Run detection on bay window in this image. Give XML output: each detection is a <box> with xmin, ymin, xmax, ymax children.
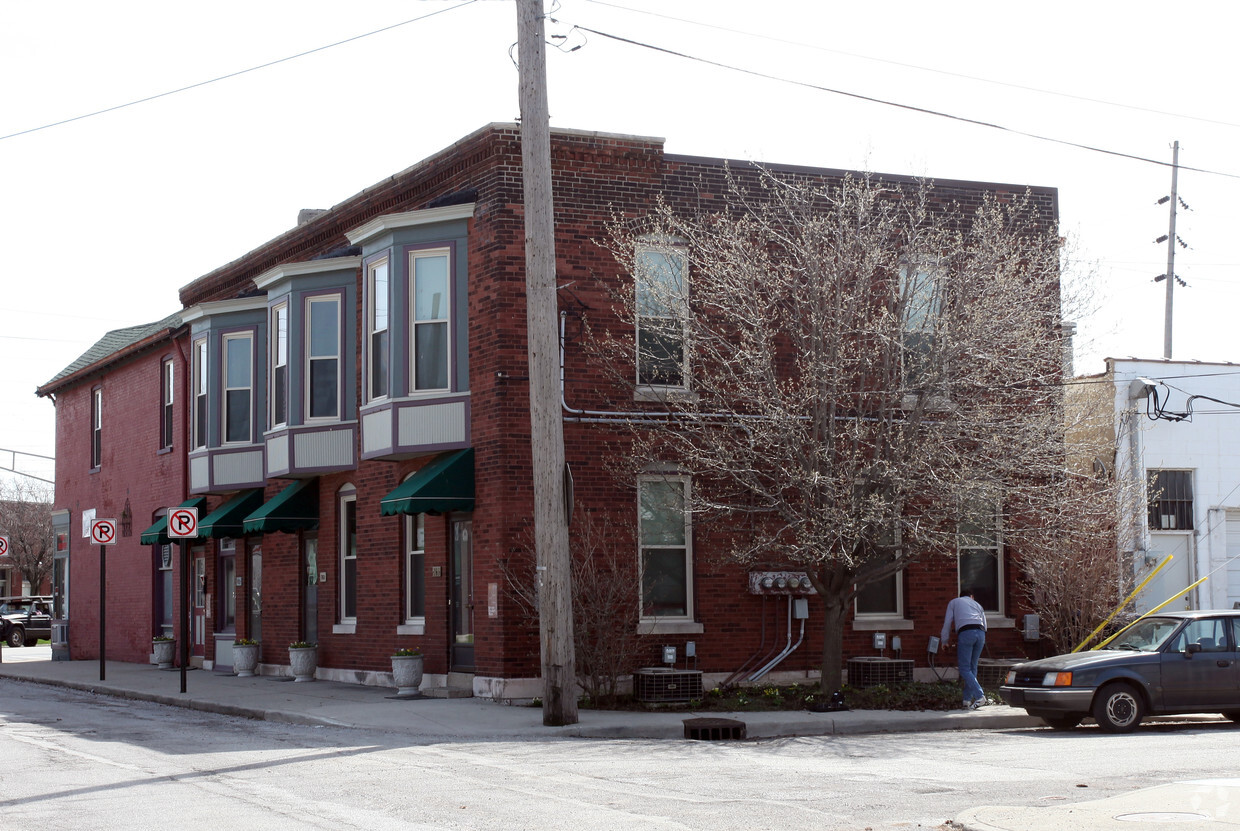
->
<box><xmin>223</xmin><ymin>333</ymin><xmax>253</xmax><ymax>444</ymax></box>
<box><xmin>411</xmin><ymin>249</ymin><xmax>450</xmax><ymax>391</ymax></box>
<box><xmin>307</xmin><ymin>295</ymin><xmax>340</xmax><ymax>420</ymax></box>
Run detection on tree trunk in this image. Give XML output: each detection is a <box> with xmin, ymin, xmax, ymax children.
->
<box><xmin>817</xmin><ymin>591</ymin><xmax>849</xmax><ymax>691</ymax></box>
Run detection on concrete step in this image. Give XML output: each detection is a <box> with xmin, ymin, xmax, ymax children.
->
<box><xmin>422</xmin><ymin>671</ymin><xmax>474</xmax><ymax>699</ymax></box>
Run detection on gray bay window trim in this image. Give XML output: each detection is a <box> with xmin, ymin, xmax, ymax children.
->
<box><xmin>352</xmin><ymin>205</ymin><xmax>472</xmax><ymax>461</ymax></box>
<box><xmin>182</xmin><ymin>297</ymin><xmax>268</xmax><ymax>494</ymax></box>
<box><xmin>255</xmin><ymin>257</ymin><xmax>360</xmax><ymax>479</ymax></box>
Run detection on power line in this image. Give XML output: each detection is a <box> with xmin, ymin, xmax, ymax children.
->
<box><xmin>0</xmin><ymin>1</ymin><xmax>479</xmax><ymax>143</ymax></box>
<box><xmin>582</xmin><ymin>0</ymin><xmax>1240</xmax><ymax>132</ymax></box>
<box><xmin>561</xmin><ymin>22</ymin><xmax>1240</xmax><ymax>182</ymax></box>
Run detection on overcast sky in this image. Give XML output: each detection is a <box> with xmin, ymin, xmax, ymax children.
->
<box><xmin>2</xmin><ymin>0</ymin><xmax>1237</xmax><ymax>489</ymax></box>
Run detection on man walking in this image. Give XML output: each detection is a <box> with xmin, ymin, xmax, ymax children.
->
<box><xmin>942</xmin><ymin>588</ymin><xmax>987</xmax><ymax>709</ymax></box>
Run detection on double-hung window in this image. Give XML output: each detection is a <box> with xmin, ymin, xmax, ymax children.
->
<box><xmin>411</xmin><ymin>249</ymin><xmax>450</xmax><ymax>392</ymax></box>
<box><xmin>367</xmin><ymin>259</ymin><xmax>390</xmax><ymax>401</ymax></box>
<box><xmin>223</xmin><ymin>333</ymin><xmax>253</xmax><ymax>444</ymax></box>
<box><xmin>899</xmin><ymin>263</ymin><xmax>941</xmax><ymax>389</ymax></box>
<box><xmin>638</xmin><ymin>476</ymin><xmax>692</xmax><ymax>619</ymax></box>
<box><xmin>192</xmin><ymin>338</ymin><xmax>208</xmax><ymax>449</ymax></box>
<box><xmin>406</xmin><ymin>513</ymin><xmax>425</xmax><ymax>623</ymax></box>
<box><xmin>339</xmin><ymin>486</ymin><xmax>357</xmax><ymax>623</ymax></box>
<box><xmin>958</xmin><ymin>500</ymin><xmax>1003</xmax><ymax>614</ymax></box>
<box><xmin>270</xmin><ymin>303</ymin><xmax>288</xmax><ymax>428</ymax></box>
<box><xmin>307</xmin><ymin>296</ymin><xmax>340</xmax><ymax>419</ymax></box>
<box><xmin>635</xmin><ymin>240</ymin><xmax>688</xmax><ymax>388</ymax></box>
<box><xmin>90</xmin><ymin>387</ymin><xmax>102</xmax><ymax>469</ymax></box>
<box><xmin>160</xmin><ymin>359</ymin><xmax>174</xmax><ymax>450</ymax></box>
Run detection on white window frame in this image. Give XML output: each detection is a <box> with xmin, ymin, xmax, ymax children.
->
<box><xmin>957</xmin><ymin>501</ymin><xmax>1005</xmax><ymax>616</ymax></box>
<box><xmin>634</xmin><ymin>239</ymin><xmax>689</xmax><ymax>391</ymax></box>
<box><xmin>367</xmin><ymin>257</ymin><xmax>390</xmax><ymax>402</ymax></box>
<box><xmin>305</xmin><ymin>294</ymin><xmax>341</xmax><ymax>421</ymax></box>
<box><xmin>90</xmin><ymin>387</ymin><xmax>102</xmax><ymax>469</ymax></box>
<box><xmin>854</xmin><ymin>567</ymin><xmax>905</xmax><ymax>620</ymax></box>
<box><xmin>898</xmin><ymin>262</ymin><xmax>942</xmax><ymax>389</ymax></box>
<box><xmin>222</xmin><ymin>332</ymin><xmax>254</xmax><ymax>445</ymax></box>
<box><xmin>638</xmin><ymin>475</ymin><xmax>694</xmax><ymax>624</ymax></box>
<box><xmin>338</xmin><ymin>486</ymin><xmax>357</xmax><ymax>625</ymax></box>
<box><xmin>270</xmin><ymin>302</ymin><xmax>288</xmax><ymax>429</ymax></box>
<box><xmin>404</xmin><ymin>513</ymin><xmax>425</xmax><ymax>627</ymax></box>
<box><xmin>409</xmin><ymin>248</ymin><xmax>452</xmax><ymax>394</ymax></box>
<box><xmin>160</xmin><ymin>359</ymin><xmax>174</xmax><ymax>450</ymax></box>
<box><xmin>192</xmin><ymin>337</ymin><xmax>208</xmax><ymax>449</ymax></box>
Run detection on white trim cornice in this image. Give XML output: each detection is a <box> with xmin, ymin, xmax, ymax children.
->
<box><xmin>181</xmin><ymin>296</ymin><xmax>269</xmax><ymax>323</ymax></box>
<box><xmin>346</xmin><ymin>204</ymin><xmax>476</xmax><ymax>246</ymax></box>
<box><xmin>254</xmin><ymin>256</ymin><xmax>362</xmax><ymax>291</ymax></box>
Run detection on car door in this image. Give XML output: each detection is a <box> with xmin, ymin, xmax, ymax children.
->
<box><xmin>1160</xmin><ymin>617</ymin><xmax>1240</xmax><ymax>710</ymax></box>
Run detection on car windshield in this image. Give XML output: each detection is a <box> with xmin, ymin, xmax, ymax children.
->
<box><xmin>1102</xmin><ymin>616</ymin><xmax>1183</xmax><ymax>651</ymax></box>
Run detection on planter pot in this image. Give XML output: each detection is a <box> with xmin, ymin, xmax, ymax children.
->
<box><xmin>288</xmin><ymin>646</ymin><xmax>318</xmax><ymax>682</ymax></box>
<box><xmin>233</xmin><ymin>643</ymin><xmax>260</xmax><ymax>677</ymax></box>
<box><xmin>152</xmin><ymin>639</ymin><xmax>175</xmax><ymax>669</ymax></box>
<box><xmin>391</xmin><ymin>654</ymin><xmax>424</xmax><ymax>696</ymax></box>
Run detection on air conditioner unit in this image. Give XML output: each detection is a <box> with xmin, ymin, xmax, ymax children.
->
<box><xmin>633</xmin><ymin>668</ymin><xmax>704</xmax><ymax>703</ymax></box>
<box><xmin>846</xmin><ymin>657</ymin><xmax>914</xmax><ymax>688</ymax></box>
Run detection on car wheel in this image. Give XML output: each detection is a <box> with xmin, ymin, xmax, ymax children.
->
<box><xmin>6</xmin><ymin>626</ymin><xmax>25</xmax><ymax>648</ymax></box>
<box><xmin>1042</xmin><ymin>715</ymin><xmax>1082</xmax><ymax>731</ymax></box>
<box><xmin>1092</xmin><ymin>683</ymin><xmax>1144</xmax><ymax>733</ymax></box>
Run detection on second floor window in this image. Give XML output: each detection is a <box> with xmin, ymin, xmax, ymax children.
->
<box><xmin>160</xmin><ymin>359</ymin><xmax>174</xmax><ymax>450</ymax></box>
<box><xmin>90</xmin><ymin>387</ymin><xmax>102</xmax><ymax>468</ymax></box>
<box><xmin>899</xmin><ymin>263</ymin><xmax>941</xmax><ymax>389</ymax></box>
<box><xmin>412</xmin><ymin>250</ymin><xmax>450</xmax><ymax>391</ymax></box>
<box><xmin>193</xmin><ymin>338</ymin><xmax>207</xmax><ymax>449</ymax></box>
<box><xmin>958</xmin><ymin>500</ymin><xmax>1003</xmax><ymax>614</ymax></box>
<box><xmin>368</xmin><ymin>259</ymin><xmax>390</xmax><ymax>400</ymax></box>
<box><xmin>635</xmin><ymin>241</ymin><xmax>687</xmax><ymax>388</ymax></box>
<box><xmin>307</xmin><ymin>296</ymin><xmax>340</xmax><ymax>419</ymax></box>
<box><xmin>1149</xmin><ymin>469</ymin><xmax>1194</xmax><ymax>530</ymax></box>
<box><xmin>271</xmin><ymin>303</ymin><xmax>288</xmax><ymax>428</ymax></box>
<box><xmin>223</xmin><ymin>333</ymin><xmax>253</xmax><ymax>443</ymax></box>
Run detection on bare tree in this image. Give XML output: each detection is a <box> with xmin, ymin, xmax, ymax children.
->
<box><xmin>591</xmin><ymin>170</ymin><xmax>1074</xmax><ymax>689</ymax></box>
<box><xmin>0</xmin><ymin>479</ymin><xmax>53</xmax><ymax>595</ymax></box>
<box><xmin>502</xmin><ymin>512</ymin><xmax>643</xmax><ymax>704</ymax></box>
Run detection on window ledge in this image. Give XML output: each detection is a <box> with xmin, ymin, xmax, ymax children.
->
<box><xmin>852</xmin><ymin>617</ymin><xmax>915</xmax><ymax>631</ymax></box>
<box><xmin>637</xmin><ymin>619</ymin><xmax>704</xmax><ymax>635</ymax></box>
<box><xmin>396</xmin><ymin>622</ymin><xmax>425</xmax><ymax>636</ymax></box>
<box><xmin>634</xmin><ymin>386</ymin><xmax>697</xmax><ymax>404</ymax></box>
<box><xmin>986</xmin><ymin>615</ymin><xmax>1016</xmax><ymax>629</ymax></box>
<box><xmin>332</xmin><ymin>623</ymin><xmax>357</xmax><ymax>635</ymax></box>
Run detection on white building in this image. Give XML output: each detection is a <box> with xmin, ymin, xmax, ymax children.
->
<box><xmin>1106</xmin><ymin>358</ymin><xmax>1240</xmax><ymax>613</ymax></box>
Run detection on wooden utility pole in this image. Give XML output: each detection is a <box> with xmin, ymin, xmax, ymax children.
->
<box><xmin>515</xmin><ymin>0</ymin><xmax>577</xmax><ymax>726</ymax></box>
<box><xmin>1163</xmin><ymin>140</ymin><xmax>1180</xmax><ymax>360</ymax></box>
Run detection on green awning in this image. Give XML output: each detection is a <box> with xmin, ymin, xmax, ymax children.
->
<box><xmin>380</xmin><ymin>448</ymin><xmax>475</xmax><ymax>516</ymax></box>
<box><xmin>198</xmin><ymin>489</ymin><xmax>265</xmax><ymax>539</ymax></box>
<box><xmin>139</xmin><ymin>497</ymin><xmax>208</xmax><ymax>545</ymax></box>
<box><xmin>242</xmin><ymin>479</ymin><xmax>320</xmax><ymax>535</ymax></box>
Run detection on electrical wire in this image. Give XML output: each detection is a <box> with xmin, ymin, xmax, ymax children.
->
<box><xmin>0</xmin><ymin>1</ymin><xmax>479</xmax><ymax>143</ymax></box>
<box><xmin>559</xmin><ymin>21</ymin><xmax>1240</xmax><ymax>181</ymax></box>
<box><xmin>581</xmin><ymin>0</ymin><xmax>1240</xmax><ymax>133</ymax></box>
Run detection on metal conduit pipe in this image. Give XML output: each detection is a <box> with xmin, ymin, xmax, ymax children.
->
<box><xmin>748</xmin><ymin>597</ymin><xmax>807</xmax><ymax>683</ymax></box>
<box><xmin>723</xmin><ymin>594</ymin><xmax>779</xmax><ymax>688</ymax></box>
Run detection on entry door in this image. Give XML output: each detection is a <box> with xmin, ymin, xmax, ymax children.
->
<box><xmin>302</xmin><ymin>536</ymin><xmax>318</xmax><ymax>645</ymax></box>
<box><xmin>451</xmin><ymin>519</ymin><xmax>475</xmax><ymax>671</ymax></box>
<box><xmin>192</xmin><ymin>550</ymin><xmax>206</xmax><ymax>657</ymax></box>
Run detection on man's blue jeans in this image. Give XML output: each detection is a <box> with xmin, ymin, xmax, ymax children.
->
<box><xmin>956</xmin><ymin>627</ymin><xmax>986</xmax><ymax>703</ymax></box>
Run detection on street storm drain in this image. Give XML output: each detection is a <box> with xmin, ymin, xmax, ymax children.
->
<box><xmin>683</xmin><ymin>717</ymin><xmax>746</xmax><ymax>741</ymax></box>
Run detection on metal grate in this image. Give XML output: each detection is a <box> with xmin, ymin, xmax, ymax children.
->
<box><xmin>633</xmin><ymin>668</ymin><xmax>704</xmax><ymax>703</ymax></box>
<box><xmin>846</xmin><ymin>657</ymin><xmax>914</xmax><ymax>688</ymax></box>
<box><xmin>684</xmin><ymin>717</ymin><xmax>746</xmax><ymax>740</ymax></box>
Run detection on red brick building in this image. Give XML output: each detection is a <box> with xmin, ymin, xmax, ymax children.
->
<box><xmin>37</xmin><ymin>125</ymin><xmax>1057</xmax><ymax>697</ymax></box>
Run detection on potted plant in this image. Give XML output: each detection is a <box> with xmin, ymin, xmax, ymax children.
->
<box><xmin>288</xmin><ymin>641</ymin><xmax>318</xmax><ymax>682</ymax></box>
<box><xmin>390</xmin><ymin>647</ymin><xmax>424</xmax><ymax>697</ymax></box>
<box><xmin>152</xmin><ymin>636</ymin><xmax>175</xmax><ymax>669</ymax></box>
<box><xmin>233</xmin><ymin>638</ymin><xmax>260</xmax><ymax>677</ymax></box>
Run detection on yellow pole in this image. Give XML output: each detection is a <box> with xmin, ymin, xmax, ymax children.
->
<box><xmin>1071</xmin><ymin>555</ymin><xmax>1174</xmax><ymax>653</ymax></box>
<box><xmin>1092</xmin><ymin>576</ymin><xmax>1208</xmax><ymax>650</ymax></box>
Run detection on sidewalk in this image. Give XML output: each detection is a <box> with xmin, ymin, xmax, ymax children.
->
<box><xmin>1</xmin><ymin>649</ymin><xmax>1236</xmax><ymax>829</ymax></box>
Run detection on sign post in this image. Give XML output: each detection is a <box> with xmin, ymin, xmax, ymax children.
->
<box><xmin>90</xmin><ymin>518</ymin><xmax>118</xmax><ymax>681</ymax></box>
<box><xmin>168</xmin><ymin>507</ymin><xmax>198</xmax><ymax>694</ymax></box>
<box><xmin>0</xmin><ymin>535</ymin><xmax>7</xmax><ymax>663</ymax></box>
